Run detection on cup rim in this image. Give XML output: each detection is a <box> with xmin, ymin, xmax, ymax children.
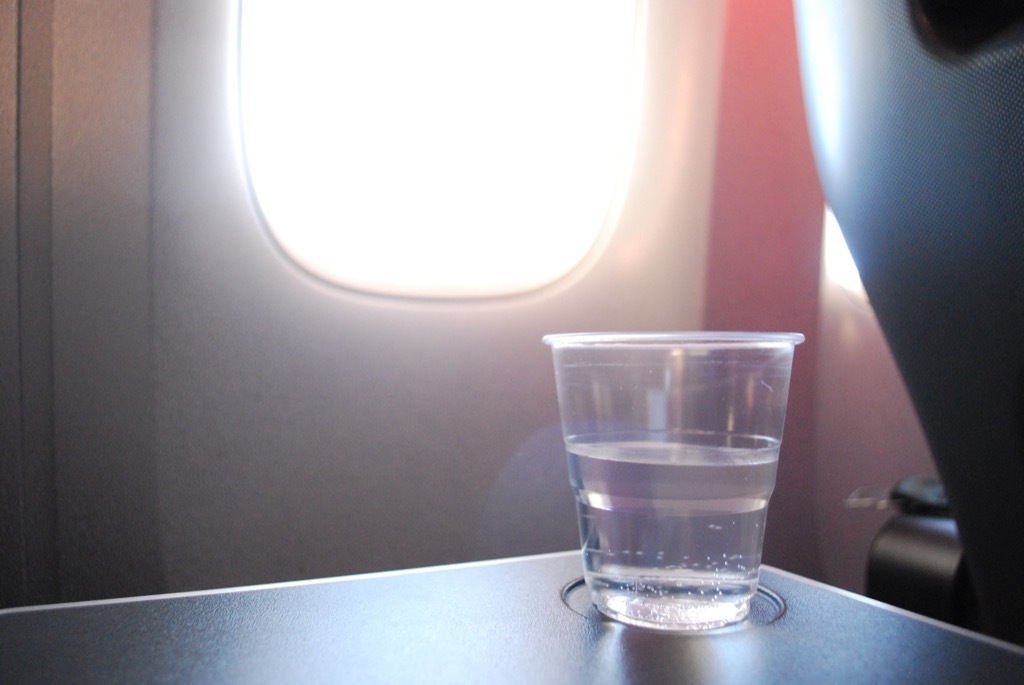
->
<box><xmin>542</xmin><ymin>331</ymin><xmax>805</xmax><ymax>348</ymax></box>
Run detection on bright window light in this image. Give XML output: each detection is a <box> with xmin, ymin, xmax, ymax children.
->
<box><xmin>240</xmin><ymin>1</ymin><xmax>645</xmax><ymax>298</ymax></box>
<box><xmin>823</xmin><ymin>206</ymin><xmax>867</xmax><ymax>298</ymax></box>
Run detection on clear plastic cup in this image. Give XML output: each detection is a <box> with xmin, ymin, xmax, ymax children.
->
<box><xmin>544</xmin><ymin>332</ymin><xmax>804</xmax><ymax>630</ymax></box>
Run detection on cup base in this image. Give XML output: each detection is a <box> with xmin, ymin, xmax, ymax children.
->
<box><xmin>593</xmin><ymin>587</ymin><xmax>751</xmax><ymax>631</ymax></box>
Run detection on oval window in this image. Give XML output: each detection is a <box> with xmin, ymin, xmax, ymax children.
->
<box><xmin>240</xmin><ymin>0</ymin><xmax>645</xmax><ymax>297</ymax></box>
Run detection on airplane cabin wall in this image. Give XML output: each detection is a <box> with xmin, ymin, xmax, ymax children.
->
<box><xmin>0</xmin><ymin>0</ymin><xmax>24</xmax><ymax>607</ymax></box>
<box><xmin>703</xmin><ymin>0</ymin><xmax>825</xmax><ymax>581</ymax></box>
<box><xmin>3</xmin><ymin>0</ymin><xmax>726</xmax><ymax>603</ymax></box>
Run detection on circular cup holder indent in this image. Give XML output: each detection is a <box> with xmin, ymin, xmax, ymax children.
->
<box><xmin>561</xmin><ymin>578</ymin><xmax>786</xmax><ymax>630</ymax></box>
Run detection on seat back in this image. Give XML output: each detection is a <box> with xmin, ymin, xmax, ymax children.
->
<box><xmin>795</xmin><ymin>0</ymin><xmax>1024</xmax><ymax>643</ymax></box>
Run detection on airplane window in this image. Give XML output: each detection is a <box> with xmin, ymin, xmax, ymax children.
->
<box><xmin>823</xmin><ymin>207</ymin><xmax>867</xmax><ymax>298</ymax></box>
<box><xmin>239</xmin><ymin>0</ymin><xmax>644</xmax><ymax>298</ymax></box>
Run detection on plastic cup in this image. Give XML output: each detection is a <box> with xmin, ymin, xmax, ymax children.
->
<box><xmin>543</xmin><ymin>332</ymin><xmax>804</xmax><ymax>631</ymax></box>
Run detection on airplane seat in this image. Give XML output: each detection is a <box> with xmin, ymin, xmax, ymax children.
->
<box><xmin>795</xmin><ymin>0</ymin><xmax>1024</xmax><ymax>644</ymax></box>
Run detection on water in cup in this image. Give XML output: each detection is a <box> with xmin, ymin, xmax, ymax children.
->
<box><xmin>544</xmin><ymin>331</ymin><xmax>802</xmax><ymax>631</ymax></box>
<box><xmin>568</xmin><ymin>434</ymin><xmax>779</xmax><ymax>630</ymax></box>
